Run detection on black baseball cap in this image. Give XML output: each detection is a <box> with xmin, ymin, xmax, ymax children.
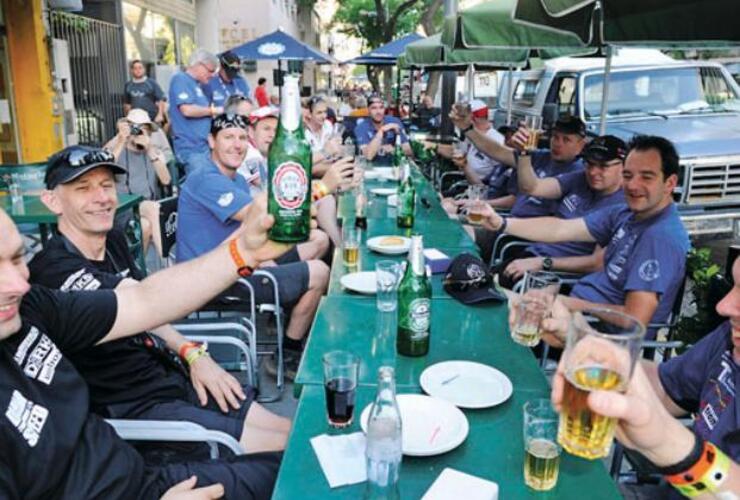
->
<box><xmin>553</xmin><ymin>115</ymin><xmax>586</xmax><ymax>137</ymax></box>
<box><xmin>367</xmin><ymin>94</ymin><xmax>385</xmax><ymax>107</ymax></box>
<box><xmin>219</xmin><ymin>51</ymin><xmax>241</xmax><ymax>70</ymax></box>
<box><xmin>443</xmin><ymin>253</ymin><xmax>507</xmax><ymax>305</ymax></box>
<box><xmin>582</xmin><ymin>135</ymin><xmax>627</xmax><ymax>163</ymax></box>
<box><xmin>45</xmin><ymin>145</ymin><xmax>126</xmax><ymax>189</ymax></box>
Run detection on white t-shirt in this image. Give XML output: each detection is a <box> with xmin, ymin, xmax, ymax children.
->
<box><xmin>304</xmin><ymin>120</ymin><xmax>334</xmax><ymax>153</ymax></box>
<box><xmin>237</xmin><ymin>144</ymin><xmax>266</xmax><ymax>197</ymax></box>
<box><xmin>455</xmin><ymin>126</ymin><xmax>505</xmax><ymax>179</ymax></box>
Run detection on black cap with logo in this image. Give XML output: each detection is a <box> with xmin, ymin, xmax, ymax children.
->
<box><xmin>582</xmin><ymin>135</ymin><xmax>627</xmax><ymax>163</ymax></box>
<box><xmin>219</xmin><ymin>51</ymin><xmax>241</xmax><ymax>78</ymax></box>
<box><xmin>45</xmin><ymin>145</ymin><xmax>126</xmax><ymax>189</ymax></box>
<box><xmin>443</xmin><ymin>253</ymin><xmax>507</xmax><ymax>305</ymax></box>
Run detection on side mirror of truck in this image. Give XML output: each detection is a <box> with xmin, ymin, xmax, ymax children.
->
<box><xmin>542</xmin><ymin>103</ymin><xmax>558</xmax><ymax>128</ymax></box>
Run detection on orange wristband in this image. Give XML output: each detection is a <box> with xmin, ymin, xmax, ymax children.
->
<box><xmin>229</xmin><ymin>238</ymin><xmax>254</xmax><ymax>278</ymax></box>
<box><xmin>178</xmin><ymin>341</ymin><xmax>200</xmax><ymax>360</ymax></box>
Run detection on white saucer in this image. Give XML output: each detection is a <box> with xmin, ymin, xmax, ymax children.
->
<box><xmin>339</xmin><ymin>271</ymin><xmax>376</xmax><ymax>294</ymax></box>
<box><xmin>360</xmin><ymin>394</ymin><xmax>469</xmax><ymax>456</ymax></box>
<box><xmin>371</xmin><ymin>188</ymin><xmax>397</xmax><ymax>196</ymax></box>
<box><xmin>367</xmin><ymin>235</ymin><xmax>410</xmax><ymax>255</ymax></box>
<box><xmin>420</xmin><ymin>361</ymin><xmax>513</xmax><ymax>409</ymax></box>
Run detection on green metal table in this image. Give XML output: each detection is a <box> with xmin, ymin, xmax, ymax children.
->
<box><xmin>294</xmin><ymin>296</ymin><xmax>548</xmax><ymax>391</ymax></box>
<box><xmin>273</xmin><ymin>385</ymin><xmax>621</xmax><ymax>499</ymax></box>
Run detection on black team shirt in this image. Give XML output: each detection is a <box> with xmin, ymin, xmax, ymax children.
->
<box><xmin>27</xmin><ymin>229</ymin><xmax>187</xmax><ymax>416</ymax></box>
<box><xmin>0</xmin><ymin>286</ymin><xmax>161</xmax><ymax>499</ymax></box>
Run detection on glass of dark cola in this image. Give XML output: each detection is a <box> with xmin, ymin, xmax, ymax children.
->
<box><xmin>322</xmin><ymin>350</ymin><xmax>360</xmax><ymax>428</ymax></box>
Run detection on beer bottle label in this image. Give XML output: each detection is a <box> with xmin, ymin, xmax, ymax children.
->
<box><xmin>272</xmin><ymin>161</ymin><xmax>308</xmax><ymax>210</ymax></box>
<box><xmin>408</xmin><ymin>298</ymin><xmax>430</xmax><ymax>338</ymax></box>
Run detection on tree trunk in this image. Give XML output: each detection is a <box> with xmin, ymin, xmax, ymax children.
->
<box><xmin>382</xmin><ymin>67</ymin><xmax>393</xmax><ymax>102</ymax></box>
<box><xmin>367</xmin><ymin>66</ymin><xmax>380</xmax><ymax>94</ymax></box>
<box><xmin>419</xmin><ymin>0</ymin><xmax>443</xmax><ymax>36</ymax></box>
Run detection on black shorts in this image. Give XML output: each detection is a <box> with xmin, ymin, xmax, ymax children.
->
<box><xmin>219</xmin><ymin>261</ymin><xmax>310</xmax><ymax>309</ymax></box>
<box><xmin>146</xmin><ymin>450</ymin><xmax>282</xmax><ymax>500</ymax></box>
<box><xmin>274</xmin><ymin>246</ymin><xmax>300</xmax><ymax>265</ymax></box>
<box><xmin>132</xmin><ymin>383</ymin><xmax>257</xmax><ymax>441</ymax></box>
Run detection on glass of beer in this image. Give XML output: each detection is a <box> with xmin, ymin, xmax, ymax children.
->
<box><xmin>323</xmin><ymin>350</ymin><xmax>360</xmax><ymax>428</ymax></box>
<box><xmin>465</xmin><ymin>185</ymin><xmax>485</xmax><ymax>225</ymax></box>
<box><xmin>342</xmin><ymin>225</ymin><xmax>360</xmax><ymax>267</ymax></box>
<box><xmin>524</xmin><ymin>115</ymin><xmax>543</xmax><ymax>151</ymax></box>
<box><xmin>511</xmin><ymin>271</ymin><xmax>561</xmax><ymax>346</ymax></box>
<box><xmin>523</xmin><ymin>399</ymin><xmax>561</xmax><ymax>491</ymax></box>
<box><xmin>558</xmin><ymin>309</ymin><xmax>645</xmax><ymax>459</ymax></box>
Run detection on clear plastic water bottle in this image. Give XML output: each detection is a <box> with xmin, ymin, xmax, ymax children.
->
<box><xmin>365</xmin><ymin>366</ymin><xmax>402</xmax><ymax>500</ymax></box>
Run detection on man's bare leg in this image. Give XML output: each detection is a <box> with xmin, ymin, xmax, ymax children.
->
<box><xmin>315</xmin><ymin>196</ymin><xmax>342</xmax><ymax>247</ymax></box>
<box><xmin>285</xmin><ymin>259</ymin><xmax>329</xmax><ymax>341</ymax></box>
<box><xmin>296</xmin><ymin>229</ymin><xmax>330</xmax><ymax>261</ymax></box>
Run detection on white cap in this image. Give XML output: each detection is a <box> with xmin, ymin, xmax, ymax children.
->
<box><xmin>248</xmin><ymin>106</ymin><xmax>279</xmax><ymax>124</ymax></box>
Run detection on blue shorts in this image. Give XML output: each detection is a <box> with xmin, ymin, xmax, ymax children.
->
<box><xmin>144</xmin><ymin>451</ymin><xmax>282</xmax><ymax>500</ymax></box>
<box><xmin>131</xmin><ymin>383</ymin><xmax>257</xmax><ymax>441</ymax></box>
<box><xmin>218</xmin><ymin>261</ymin><xmax>310</xmax><ymax>309</ymax></box>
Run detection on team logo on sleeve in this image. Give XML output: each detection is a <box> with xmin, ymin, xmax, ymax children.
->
<box><xmin>60</xmin><ymin>268</ymin><xmax>101</xmax><ymax>291</ymax></box>
<box><xmin>5</xmin><ymin>390</ymin><xmax>49</xmax><ymax>447</ymax></box>
<box><xmin>218</xmin><ymin>192</ymin><xmax>235</xmax><ymax>207</ymax></box>
<box><xmin>638</xmin><ymin>259</ymin><xmax>660</xmax><ymax>282</ymax></box>
<box><xmin>178</xmin><ymin>92</ymin><xmax>189</xmax><ymax>100</ymax></box>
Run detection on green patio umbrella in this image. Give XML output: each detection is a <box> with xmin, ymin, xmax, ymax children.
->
<box><xmin>512</xmin><ymin>0</ymin><xmax>740</xmax><ymax>49</ymax></box>
<box><xmin>441</xmin><ymin>0</ymin><xmax>593</xmax><ymax>58</ymax></box>
<box><xmin>404</xmin><ymin>34</ymin><xmax>529</xmax><ymax>68</ymax></box>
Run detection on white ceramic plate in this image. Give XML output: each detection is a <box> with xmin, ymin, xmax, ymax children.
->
<box><xmin>373</xmin><ymin>167</ymin><xmax>394</xmax><ymax>178</ymax></box>
<box><xmin>364</xmin><ymin>170</ymin><xmax>381</xmax><ymax>180</ymax></box>
<box><xmin>339</xmin><ymin>271</ymin><xmax>376</xmax><ymax>294</ymax></box>
<box><xmin>371</xmin><ymin>187</ymin><xmax>397</xmax><ymax>196</ymax></box>
<box><xmin>420</xmin><ymin>361</ymin><xmax>513</xmax><ymax>409</ymax></box>
<box><xmin>360</xmin><ymin>394</ymin><xmax>469</xmax><ymax>456</ymax></box>
<box><xmin>387</xmin><ymin>194</ymin><xmax>398</xmax><ymax>207</ymax></box>
<box><xmin>367</xmin><ymin>235</ymin><xmax>410</xmax><ymax>255</ymax></box>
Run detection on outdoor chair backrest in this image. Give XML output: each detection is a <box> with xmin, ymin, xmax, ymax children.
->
<box><xmin>158</xmin><ymin>195</ymin><xmax>178</xmax><ymax>260</ymax></box>
<box><xmin>0</xmin><ymin>162</ymin><xmax>47</xmax><ymax>195</ymax></box>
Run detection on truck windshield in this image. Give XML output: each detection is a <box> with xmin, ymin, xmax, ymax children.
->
<box><xmin>583</xmin><ymin>66</ymin><xmax>740</xmax><ymax>120</ymax></box>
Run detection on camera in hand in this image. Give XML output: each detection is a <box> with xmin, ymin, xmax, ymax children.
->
<box><xmin>130</xmin><ymin>123</ymin><xmax>144</xmax><ymax>136</ymax></box>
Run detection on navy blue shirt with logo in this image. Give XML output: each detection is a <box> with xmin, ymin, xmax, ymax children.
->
<box><xmin>204</xmin><ymin>74</ymin><xmax>251</xmax><ymax>108</ymax></box>
<box><xmin>124</xmin><ymin>78</ymin><xmax>165</xmax><ymax>121</ymax></box>
<box><xmin>572</xmin><ymin>204</ymin><xmax>690</xmax><ymax>338</ymax></box>
<box><xmin>509</xmin><ymin>150</ymin><xmax>583</xmax><ymax>218</ymax></box>
<box><xmin>659</xmin><ymin>322</ymin><xmax>739</xmax><ymax>461</ymax></box>
<box><xmin>354</xmin><ymin>116</ymin><xmax>408</xmax><ymax>166</ymax></box>
<box><xmin>177</xmin><ymin>158</ymin><xmax>253</xmax><ymax>262</ymax></box>
<box><xmin>529</xmin><ymin>171</ymin><xmax>626</xmax><ymax>257</ymax></box>
<box><xmin>482</xmin><ymin>164</ymin><xmax>516</xmax><ymax>200</ymax></box>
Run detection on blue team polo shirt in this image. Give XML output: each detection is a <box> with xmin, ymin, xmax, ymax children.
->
<box><xmin>482</xmin><ymin>164</ymin><xmax>516</xmax><ymax>200</ymax></box>
<box><xmin>659</xmin><ymin>322</ymin><xmax>739</xmax><ymax>462</ymax></box>
<box><xmin>571</xmin><ymin>203</ymin><xmax>690</xmax><ymax>338</ymax></box>
<box><xmin>354</xmin><ymin>116</ymin><xmax>408</xmax><ymax>166</ymax></box>
<box><xmin>176</xmin><ymin>158</ymin><xmax>252</xmax><ymax>262</ymax></box>
<box><xmin>509</xmin><ymin>150</ymin><xmax>583</xmax><ymax>218</ymax></box>
<box><xmin>529</xmin><ymin>171</ymin><xmax>626</xmax><ymax>257</ymax></box>
<box><xmin>168</xmin><ymin>71</ymin><xmax>211</xmax><ymax>163</ymax></box>
<box><xmin>204</xmin><ymin>74</ymin><xmax>251</xmax><ymax>108</ymax></box>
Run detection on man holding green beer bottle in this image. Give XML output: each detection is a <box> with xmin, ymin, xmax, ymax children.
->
<box><xmin>177</xmin><ymin>113</ymin><xmax>330</xmax><ymax>378</ymax></box>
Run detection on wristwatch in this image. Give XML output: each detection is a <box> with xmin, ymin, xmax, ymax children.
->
<box><xmin>542</xmin><ymin>257</ymin><xmax>553</xmax><ymax>271</ymax></box>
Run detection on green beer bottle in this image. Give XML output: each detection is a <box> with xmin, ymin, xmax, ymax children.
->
<box><xmin>267</xmin><ymin>74</ymin><xmax>312</xmax><ymax>242</ymax></box>
<box><xmin>396</xmin><ymin>162</ymin><xmax>415</xmax><ymax>228</ymax></box>
<box><xmin>397</xmin><ymin>235</ymin><xmax>432</xmax><ymax>357</ymax></box>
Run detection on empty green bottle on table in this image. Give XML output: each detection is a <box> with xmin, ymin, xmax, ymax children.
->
<box><xmin>397</xmin><ymin>235</ymin><xmax>431</xmax><ymax>357</ymax></box>
<box><xmin>396</xmin><ymin>163</ymin><xmax>415</xmax><ymax>228</ymax></box>
<box><xmin>267</xmin><ymin>74</ymin><xmax>312</xmax><ymax>242</ymax></box>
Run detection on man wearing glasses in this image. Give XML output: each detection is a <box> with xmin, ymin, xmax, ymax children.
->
<box><xmin>168</xmin><ymin>49</ymin><xmax>223</xmax><ymax>174</ymax></box>
<box><xmin>498</xmin><ymin>135</ymin><xmax>627</xmax><ymax>287</ymax></box>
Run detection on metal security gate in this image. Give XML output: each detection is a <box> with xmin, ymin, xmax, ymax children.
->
<box><xmin>49</xmin><ymin>11</ymin><xmax>126</xmax><ymax>147</ymax></box>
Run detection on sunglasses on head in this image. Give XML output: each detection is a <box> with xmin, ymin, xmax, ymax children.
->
<box><xmin>66</xmin><ymin>149</ymin><xmax>116</xmax><ymax>168</ymax></box>
<box><xmin>443</xmin><ymin>272</ymin><xmax>493</xmax><ymax>292</ymax></box>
